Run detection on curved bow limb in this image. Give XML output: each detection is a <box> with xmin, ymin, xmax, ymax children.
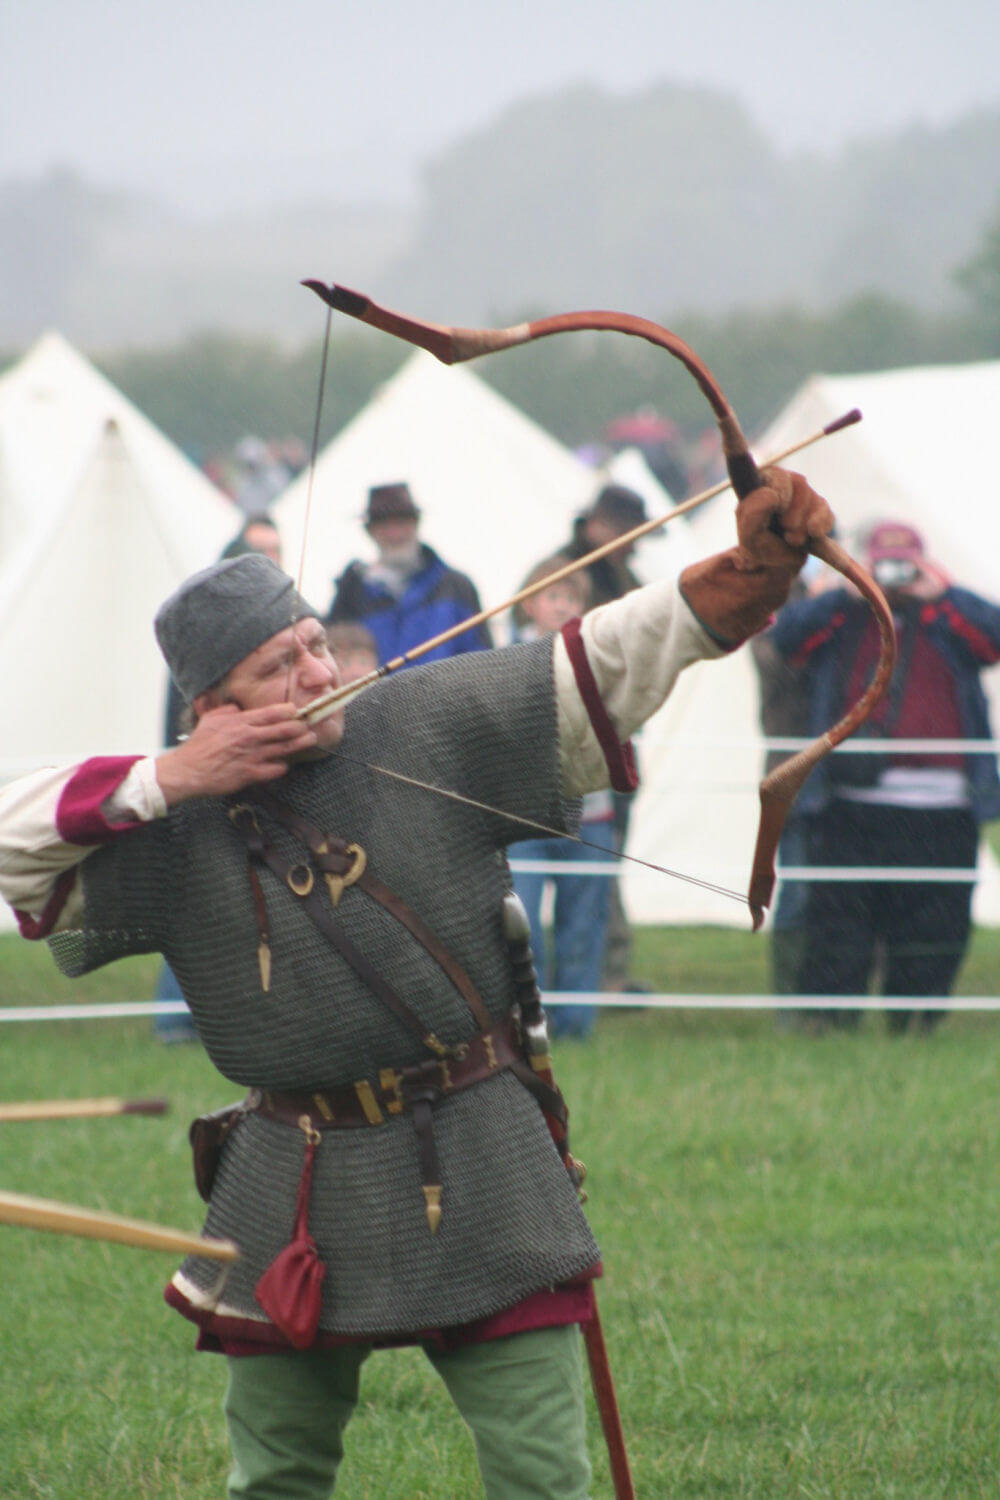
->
<box><xmin>747</xmin><ymin>534</ymin><xmax>897</xmax><ymax>930</ymax></box>
<box><xmin>301</xmin><ymin>281</ymin><xmax>897</xmax><ymax>929</ymax></box>
<box><xmin>302</xmin><ymin>280</ymin><xmax>761</xmax><ymax>491</ymax></box>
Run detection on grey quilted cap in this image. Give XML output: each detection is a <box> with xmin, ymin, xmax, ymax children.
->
<box><xmin>155</xmin><ymin>553</ymin><xmax>317</xmax><ymax>701</ymax></box>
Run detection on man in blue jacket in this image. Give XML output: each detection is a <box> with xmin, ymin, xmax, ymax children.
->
<box><xmin>768</xmin><ymin>521</ymin><xmax>1000</xmax><ymax>1032</ymax></box>
<box><xmin>326</xmin><ymin>483</ymin><xmax>492</xmax><ymax>664</ymax></box>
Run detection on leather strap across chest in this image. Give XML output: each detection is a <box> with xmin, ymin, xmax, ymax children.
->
<box><xmin>226</xmin><ymin>791</ymin><xmax>568</xmax><ymax>1235</ymax></box>
<box><xmin>243</xmin><ymin>788</ymin><xmax>495</xmax><ymax>1037</ymax></box>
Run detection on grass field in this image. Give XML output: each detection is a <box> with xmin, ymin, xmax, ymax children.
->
<box><xmin>1</xmin><ymin>928</ymin><xmax>998</xmax><ymax>1498</ymax></box>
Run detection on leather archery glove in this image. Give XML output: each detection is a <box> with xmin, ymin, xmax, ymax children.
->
<box><xmin>734</xmin><ymin>468</ymin><xmax>833</xmax><ymax>574</ymax></box>
<box><xmin>679</xmin><ymin>468</ymin><xmax>834</xmax><ymax>647</ymax></box>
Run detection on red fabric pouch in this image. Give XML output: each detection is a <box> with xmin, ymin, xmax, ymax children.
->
<box><xmin>255</xmin><ymin>1126</ymin><xmax>326</xmax><ymax>1349</ymax></box>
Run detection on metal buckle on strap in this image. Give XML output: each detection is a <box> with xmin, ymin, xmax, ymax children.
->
<box><xmin>229</xmin><ymin>803</ymin><xmax>262</xmax><ymax>835</ymax></box>
<box><xmin>423</xmin><ymin>1032</ymin><xmax>469</xmax><ymax>1061</ymax></box>
<box><xmin>287</xmin><ymin>863</ymin><xmax>315</xmax><ymax>897</ymax></box>
<box><xmin>378</xmin><ymin>1068</ymin><xmax>405</xmax><ymax>1114</ymax></box>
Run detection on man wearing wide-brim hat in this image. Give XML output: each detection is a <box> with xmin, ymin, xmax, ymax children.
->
<box><xmin>326</xmin><ymin>480</ymin><xmax>493</xmax><ymax>666</ymax></box>
<box><xmin>0</xmin><ymin>471</ymin><xmax>832</xmax><ymax>1498</ymax></box>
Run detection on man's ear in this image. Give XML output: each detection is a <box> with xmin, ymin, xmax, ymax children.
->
<box><xmin>191</xmin><ymin>688</ymin><xmax>222</xmax><ymax>722</ymax></box>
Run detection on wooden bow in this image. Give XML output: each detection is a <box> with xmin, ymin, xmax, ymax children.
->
<box><xmin>300</xmin><ymin>281</ymin><xmax>897</xmax><ymax>928</ymax></box>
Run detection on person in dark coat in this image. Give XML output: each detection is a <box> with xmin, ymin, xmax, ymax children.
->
<box><xmin>327</xmin><ymin>483</ymin><xmax>491</xmax><ymax>665</ymax></box>
<box><xmin>768</xmin><ymin>521</ymin><xmax>1000</xmax><ymax>1033</ymax></box>
<box><xmin>554</xmin><ymin>483</ymin><xmax>648</xmax><ymax>610</ymax></box>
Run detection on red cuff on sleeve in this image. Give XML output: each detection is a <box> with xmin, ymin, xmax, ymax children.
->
<box><xmin>561</xmin><ymin>617</ymin><xmax>639</xmax><ymax>793</ymax></box>
<box><xmin>55</xmin><ymin>756</ymin><xmax>146</xmax><ymax>844</ymax></box>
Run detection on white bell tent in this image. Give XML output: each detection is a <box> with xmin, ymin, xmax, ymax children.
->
<box><xmin>0</xmin><ymin>332</ymin><xmax>238</xmax><ymax>769</ymax></box>
<box><xmin>273</xmin><ymin>351</ymin><xmax>609</xmax><ymax>629</ymax></box>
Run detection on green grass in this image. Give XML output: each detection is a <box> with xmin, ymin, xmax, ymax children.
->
<box><xmin>1</xmin><ymin>931</ymin><xmax>998</xmax><ymax>1497</ymax></box>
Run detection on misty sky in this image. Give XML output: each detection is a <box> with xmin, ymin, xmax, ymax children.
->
<box><xmin>3</xmin><ymin>0</ymin><xmax>999</xmax><ymax>213</ymax></box>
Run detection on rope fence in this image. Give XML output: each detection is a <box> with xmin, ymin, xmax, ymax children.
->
<box><xmin>510</xmin><ymin>861</ymin><xmax>998</xmax><ymax>883</ymax></box>
<box><xmin>2</xmin><ymin>994</ymin><xmax>998</xmax><ymax>1024</ymax></box>
<box><xmin>2</xmin><ymin>736</ymin><xmax>998</xmax><ymax>1020</ymax></box>
<box><xmin>2</xmin><ymin>737</ymin><xmax>998</xmax><ymax>783</ymax></box>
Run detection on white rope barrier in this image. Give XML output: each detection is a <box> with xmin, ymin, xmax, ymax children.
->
<box><xmin>641</xmin><ymin>737</ymin><xmax>1000</xmax><ymax>755</ymax></box>
<box><xmin>2</xmin><ymin>738</ymin><xmax>997</xmax><ymax>788</ymax></box>
<box><xmin>509</xmin><ymin>860</ymin><xmax>996</xmax><ymax>883</ymax></box>
<box><xmin>0</xmin><ymin>1001</ymin><xmax>187</xmax><ymax>1023</ymax></box>
<box><xmin>1</xmin><ymin>994</ymin><xmax>998</xmax><ymax>1023</ymax></box>
<box><xmin>580</xmin><ymin>994</ymin><xmax>1000</xmax><ymax>1011</ymax></box>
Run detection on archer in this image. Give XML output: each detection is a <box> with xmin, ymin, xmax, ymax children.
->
<box><xmin>0</xmin><ymin>472</ymin><xmax>830</xmax><ymax>1499</ymax></box>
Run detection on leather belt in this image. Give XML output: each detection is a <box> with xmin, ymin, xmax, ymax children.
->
<box><xmin>252</xmin><ymin>1015</ymin><xmax>522</xmax><ymax>1133</ymax></box>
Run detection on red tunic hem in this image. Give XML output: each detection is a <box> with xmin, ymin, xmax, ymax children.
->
<box><xmin>165</xmin><ymin>1266</ymin><xmax>601</xmax><ymax>1357</ymax></box>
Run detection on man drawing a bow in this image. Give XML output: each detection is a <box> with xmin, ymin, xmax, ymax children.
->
<box><xmin>0</xmin><ymin>469</ymin><xmax>831</xmax><ymax>1499</ymax></box>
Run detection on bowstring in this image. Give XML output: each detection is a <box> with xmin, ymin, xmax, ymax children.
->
<box><xmin>329</xmin><ymin>744</ymin><xmax>747</xmax><ymax>906</ymax></box>
<box><xmin>284</xmin><ymin>301</ymin><xmax>333</xmax><ymax>699</ymax></box>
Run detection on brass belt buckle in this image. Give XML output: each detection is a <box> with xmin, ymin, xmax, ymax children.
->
<box><xmin>378</xmin><ymin>1067</ymin><xmax>405</xmax><ymax>1115</ymax></box>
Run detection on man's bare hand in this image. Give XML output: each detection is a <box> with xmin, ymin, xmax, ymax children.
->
<box><xmin>155</xmin><ymin>704</ymin><xmax>319</xmax><ymax>805</ymax></box>
<box><xmin>734</xmin><ymin>468</ymin><xmax>835</xmax><ymax>574</ymax></box>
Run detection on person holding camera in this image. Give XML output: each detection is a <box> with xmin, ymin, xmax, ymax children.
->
<box><xmin>767</xmin><ymin>522</ymin><xmax>1000</xmax><ymax>1033</ymax></box>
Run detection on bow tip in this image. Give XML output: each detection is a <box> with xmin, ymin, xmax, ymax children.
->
<box><xmin>747</xmin><ymin>870</ymin><xmax>773</xmax><ymax>932</ymax></box>
<box><xmin>301</xmin><ymin>280</ymin><xmax>371</xmax><ymax>318</ymax></box>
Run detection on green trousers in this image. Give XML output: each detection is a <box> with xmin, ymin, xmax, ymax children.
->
<box><xmin>224</xmin><ymin>1324</ymin><xmax>593</xmax><ymax>1499</ymax></box>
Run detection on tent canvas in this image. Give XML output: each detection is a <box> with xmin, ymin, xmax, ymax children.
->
<box><xmin>274</xmin><ymin>350</ymin><xmax>610</xmax><ymax>629</ymax></box>
<box><xmin>0</xmin><ymin>333</ymin><xmax>238</xmax><ymax>770</ymax></box>
<box><xmin>752</xmin><ymin>361</ymin><xmax>1000</xmax><ymax>600</ymax></box>
<box><xmin>0</xmin><ymin>332</ymin><xmax>235</xmax><ymax>570</ymax></box>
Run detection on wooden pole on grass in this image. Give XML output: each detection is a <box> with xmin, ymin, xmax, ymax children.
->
<box><xmin>0</xmin><ymin>1188</ymin><xmax>239</xmax><ymax>1261</ymax></box>
<box><xmin>0</xmin><ymin>1096</ymin><xmax>169</xmax><ymax>1123</ymax></box>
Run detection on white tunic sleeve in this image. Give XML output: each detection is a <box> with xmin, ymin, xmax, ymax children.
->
<box><xmin>553</xmin><ymin>578</ymin><xmax>729</xmax><ymax>797</ymax></box>
<box><xmin>0</xmin><ymin>757</ymin><xmax>165</xmax><ymax>930</ymax></box>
